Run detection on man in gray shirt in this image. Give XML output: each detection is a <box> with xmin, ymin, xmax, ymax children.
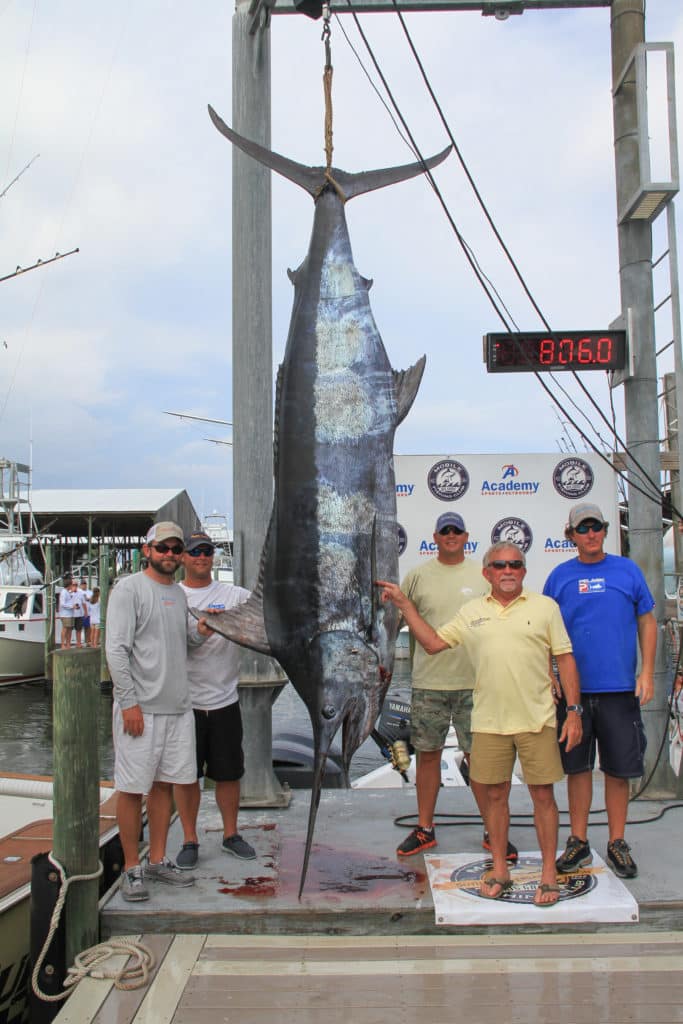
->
<box><xmin>106</xmin><ymin>521</ymin><xmax>212</xmax><ymax>902</ymax></box>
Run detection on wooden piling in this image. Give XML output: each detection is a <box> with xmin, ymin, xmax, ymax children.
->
<box><xmin>52</xmin><ymin>647</ymin><xmax>101</xmax><ymax>967</ymax></box>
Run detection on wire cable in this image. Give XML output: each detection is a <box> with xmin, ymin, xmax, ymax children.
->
<box><xmin>389</xmin><ymin>1</ymin><xmax>669</xmax><ymax>512</ymax></box>
<box><xmin>342</xmin><ymin>4</ymin><xmax>670</xmax><ymax>513</ymax></box>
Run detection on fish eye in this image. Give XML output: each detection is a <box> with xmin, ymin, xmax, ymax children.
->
<box><xmin>322</xmin><ymin>705</ymin><xmax>336</xmax><ymax>720</ymax></box>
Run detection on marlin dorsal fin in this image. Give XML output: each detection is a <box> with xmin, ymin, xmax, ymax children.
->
<box><xmin>393</xmin><ymin>355</ymin><xmax>426</xmax><ymax>425</ymax></box>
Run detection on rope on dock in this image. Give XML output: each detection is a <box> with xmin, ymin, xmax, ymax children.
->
<box><xmin>31</xmin><ymin>851</ymin><xmax>154</xmax><ymax>1003</ymax></box>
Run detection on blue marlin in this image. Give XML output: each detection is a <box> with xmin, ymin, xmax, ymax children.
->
<box><xmin>202</xmin><ymin>106</ymin><xmax>450</xmax><ymax>893</ymax></box>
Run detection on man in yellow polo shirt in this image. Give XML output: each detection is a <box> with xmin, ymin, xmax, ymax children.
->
<box><xmin>377</xmin><ymin>542</ymin><xmax>582</xmax><ymax>907</ymax></box>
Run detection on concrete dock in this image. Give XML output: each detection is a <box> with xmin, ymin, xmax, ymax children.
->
<box><xmin>100</xmin><ymin>778</ymin><xmax>683</xmax><ymax>937</ymax></box>
<box><xmin>49</xmin><ymin>778</ymin><xmax>683</xmax><ymax>1024</ymax></box>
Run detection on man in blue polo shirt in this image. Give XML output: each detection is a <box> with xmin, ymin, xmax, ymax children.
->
<box><xmin>543</xmin><ymin>503</ymin><xmax>656</xmax><ymax>879</ymax></box>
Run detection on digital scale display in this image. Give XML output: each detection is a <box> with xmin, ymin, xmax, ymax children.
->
<box><xmin>485</xmin><ymin>331</ymin><xmax>627</xmax><ymax>373</ymax></box>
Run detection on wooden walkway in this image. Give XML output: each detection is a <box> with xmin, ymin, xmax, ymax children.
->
<box><xmin>54</xmin><ymin>931</ymin><xmax>683</xmax><ymax>1023</ymax></box>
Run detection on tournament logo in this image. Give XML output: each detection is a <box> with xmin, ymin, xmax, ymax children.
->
<box><xmin>427</xmin><ymin>459</ymin><xmax>469</xmax><ymax>501</ymax></box>
<box><xmin>449</xmin><ymin>855</ymin><xmax>597</xmax><ymax>904</ymax></box>
<box><xmin>491</xmin><ymin>516</ymin><xmax>533</xmax><ymax>553</ymax></box>
<box><xmin>552</xmin><ymin>457</ymin><xmax>594</xmax><ymax>499</ymax></box>
<box><xmin>397</xmin><ymin>523</ymin><xmax>407</xmax><ymax>556</ymax></box>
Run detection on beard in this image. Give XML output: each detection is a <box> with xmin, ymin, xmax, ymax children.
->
<box><xmin>147</xmin><ymin>549</ymin><xmax>180</xmax><ymax>577</ymax></box>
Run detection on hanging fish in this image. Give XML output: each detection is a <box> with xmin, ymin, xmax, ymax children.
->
<box><xmin>199</xmin><ymin>105</ymin><xmax>450</xmax><ymax>894</ymax></box>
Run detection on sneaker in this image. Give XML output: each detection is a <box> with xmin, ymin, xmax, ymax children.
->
<box><xmin>222</xmin><ymin>834</ymin><xmax>256</xmax><ymax>860</ymax></box>
<box><xmin>146</xmin><ymin>856</ymin><xmax>195</xmax><ymax>886</ymax></box>
<box><xmin>556</xmin><ymin>834</ymin><xmax>592</xmax><ymax>874</ymax></box>
<box><xmin>120</xmin><ymin>865</ymin><xmax>149</xmax><ymax>902</ymax></box>
<box><xmin>176</xmin><ymin>841</ymin><xmax>199</xmax><ymax>870</ymax></box>
<box><xmin>482</xmin><ymin>831</ymin><xmax>518</xmax><ymax>863</ymax></box>
<box><xmin>396</xmin><ymin>826</ymin><xmax>437</xmax><ymax>857</ymax></box>
<box><xmin>607</xmin><ymin>838</ymin><xmax>638</xmax><ymax>879</ymax></box>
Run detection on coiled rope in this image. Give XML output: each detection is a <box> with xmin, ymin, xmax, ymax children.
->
<box><xmin>31</xmin><ymin>852</ymin><xmax>154</xmax><ymax>1003</ymax></box>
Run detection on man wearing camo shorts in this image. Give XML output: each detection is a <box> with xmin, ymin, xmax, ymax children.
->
<box><xmin>395</xmin><ymin>512</ymin><xmax>515</xmax><ymax>860</ymax></box>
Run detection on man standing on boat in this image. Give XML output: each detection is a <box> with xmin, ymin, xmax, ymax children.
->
<box><xmin>173</xmin><ymin>530</ymin><xmax>256</xmax><ymax>868</ymax></box>
<box><xmin>377</xmin><ymin>543</ymin><xmax>582</xmax><ymax>906</ymax></box>
<box><xmin>106</xmin><ymin>522</ymin><xmax>214</xmax><ymax>902</ymax></box>
<box><xmin>543</xmin><ymin>503</ymin><xmax>656</xmax><ymax>880</ymax></box>
<box><xmin>395</xmin><ymin>512</ymin><xmax>509</xmax><ymax>861</ymax></box>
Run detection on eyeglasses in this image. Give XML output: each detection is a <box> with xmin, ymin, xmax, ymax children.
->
<box><xmin>487</xmin><ymin>559</ymin><xmax>525</xmax><ymax>570</ymax></box>
<box><xmin>151</xmin><ymin>542</ymin><xmax>184</xmax><ymax>555</ymax></box>
<box><xmin>574</xmin><ymin>521</ymin><xmax>605</xmax><ymax>535</ymax></box>
<box><xmin>187</xmin><ymin>546</ymin><xmax>215</xmax><ymax>558</ymax></box>
<box><xmin>439</xmin><ymin>526</ymin><xmax>465</xmax><ymax>536</ymax></box>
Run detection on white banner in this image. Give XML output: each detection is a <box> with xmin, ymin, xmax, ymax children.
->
<box><xmin>425</xmin><ymin>850</ymin><xmax>638</xmax><ymax>926</ymax></box>
<box><xmin>395</xmin><ymin>453</ymin><xmax>619</xmax><ymax>592</ymax></box>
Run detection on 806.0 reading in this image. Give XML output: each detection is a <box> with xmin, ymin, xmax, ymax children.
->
<box><xmin>485</xmin><ymin>330</ymin><xmax>627</xmax><ymax>373</ymax></box>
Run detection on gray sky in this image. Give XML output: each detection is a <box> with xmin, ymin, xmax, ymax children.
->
<box><xmin>1</xmin><ymin>1</ymin><xmax>682</xmax><ymax>525</ymax></box>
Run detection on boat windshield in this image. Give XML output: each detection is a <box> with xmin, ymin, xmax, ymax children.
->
<box><xmin>0</xmin><ymin>591</ymin><xmax>29</xmax><ymax>616</ymax></box>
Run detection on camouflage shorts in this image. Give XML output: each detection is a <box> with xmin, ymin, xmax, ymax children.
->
<box><xmin>410</xmin><ymin>688</ymin><xmax>474</xmax><ymax>752</ymax></box>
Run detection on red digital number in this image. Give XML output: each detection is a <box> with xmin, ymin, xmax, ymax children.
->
<box><xmin>558</xmin><ymin>337</ymin><xmax>573</xmax><ymax>363</ymax></box>
<box><xmin>597</xmin><ymin>336</ymin><xmax>612</xmax><ymax>363</ymax></box>
<box><xmin>577</xmin><ymin>336</ymin><xmax>593</xmax><ymax>363</ymax></box>
<box><xmin>539</xmin><ymin>338</ymin><xmax>554</xmax><ymax>364</ymax></box>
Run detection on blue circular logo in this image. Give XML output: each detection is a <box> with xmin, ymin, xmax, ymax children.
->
<box><xmin>449</xmin><ymin>855</ymin><xmax>596</xmax><ymax>904</ymax></box>
<box><xmin>553</xmin><ymin>457</ymin><xmax>594</xmax><ymax>499</ymax></box>
<box><xmin>491</xmin><ymin>516</ymin><xmax>533</xmax><ymax>553</ymax></box>
<box><xmin>427</xmin><ymin>459</ymin><xmax>469</xmax><ymax>501</ymax></box>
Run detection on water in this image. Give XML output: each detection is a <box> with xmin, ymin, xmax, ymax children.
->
<box><xmin>0</xmin><ymin>661</ymin><xmax>413</xmax><ymax>782</ymax></box>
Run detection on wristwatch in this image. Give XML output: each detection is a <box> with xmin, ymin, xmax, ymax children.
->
<box><xmin>566</xmin><ymin>704</ymin><xmax>583</xmax><ymax>715</ymax></box>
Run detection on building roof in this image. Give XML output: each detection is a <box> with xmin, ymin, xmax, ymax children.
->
<box><xmin>30</xmin><ymin>487</ymin><xmax>200</xmax><ymax>542</ymax></box>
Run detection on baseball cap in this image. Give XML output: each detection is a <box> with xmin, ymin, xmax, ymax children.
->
<box><xmin>184</xmin><ymin>530</ymin><xmax>215</xmax><ymax>553</ymax></box>
<box><xmin>567</xmin><ymin>503</ymin><xmax>608</xmax><ymax>530</ymax></box>
<box><xmin>435</xmin><ymin>512</ymin><xmax>466</xmax><ymax>533</ymax></box>
<box><xmin>144</xmin><ymin>521</ymin><xmax>184</xmax><ymax>545</ymax></box>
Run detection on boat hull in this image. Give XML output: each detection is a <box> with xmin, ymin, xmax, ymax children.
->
<box><xmin>0</xmin><ymin>780</ymin><xmax>121</xmax><ymax>1024</ymax></box>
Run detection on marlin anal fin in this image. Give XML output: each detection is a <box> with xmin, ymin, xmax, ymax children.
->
<box><xmin>393</xmin><ymin>355</ymin><xmax>426</xmax><ymax>425</ymax></box>
<box><xmin>190</xmin><ymin>585</ymin><xmax>272</xmax><ymax>656</ymax></box>
<box><xmin>208</xmin><ymin>105</ymin><xmax>452</xmax><ymax>202</ymax></box>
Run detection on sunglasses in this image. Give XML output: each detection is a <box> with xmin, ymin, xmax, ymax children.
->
<box><xmin>187</xmin><ymin>546</ymin><xmax>215</xmax><ymax>558</ymax></box>
<box><xmin>439</xmin><ymin>526</ymin><xmax>465</xmax><ymax>536</ymax></box>
<box><xmin>574</xmin><ymin>521</ymin><xmax>605</xmax><ymax>535</ymax></box>
<box><xmin>488</xmin><ymin>559</ymin><xmax>525</xmax><ymax>570</ymax></box>
<box><xmin>150</xmin><ymin>542</ymin><xmax>184</xmax><ymax>555</ymax></box>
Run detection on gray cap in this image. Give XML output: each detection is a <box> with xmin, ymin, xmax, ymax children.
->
<box><xmin>144</xmin><ymin>521</ymin><xmax>184</xmax><ymax>544</ymax></box>
<box><xmin>567</xmin><ymin>503</ymin><xmax>608</xmax><ymax>529</ymax></box>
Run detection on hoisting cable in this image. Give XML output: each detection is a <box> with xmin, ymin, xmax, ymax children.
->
<box><xmin>319</xmin><ymin>3</ymin><xmax>346</xmax><ymax>202</ymax></box>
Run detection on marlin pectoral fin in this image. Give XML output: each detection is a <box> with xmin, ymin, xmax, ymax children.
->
<box><xmin>393</xmin><ymin>355</ymin><xmax>426</xmax><ymax>425</ymax></box>
<box><xmin>190</xmin><ymin>584</ymin><xmax>272</xmax><ymax>656</ymax></box>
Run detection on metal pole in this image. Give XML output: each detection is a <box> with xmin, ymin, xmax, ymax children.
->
<box><xmin>232</xmin><ymin>0</ymin><xmax>289</xmax><ymax>807</ymax></box>
<box><xmin>611</xmin><ymin>0</ymin><xmax>670</xmax><ymax>791</ymax></box>
<box><xmin>99</xmin><ymin>544</ymin><xmax>111</xmax><ymax>687</ymax></box>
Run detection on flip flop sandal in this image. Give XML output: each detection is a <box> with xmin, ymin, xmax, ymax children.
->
<box><xmin>481</xmin><ymin>875</ymin><xmax>513</xmax><ymax>900</ymax></box>
<box><xmin>534</xmin><ymin>883</ymin><xmax>561</xmax><ymax>907</ymax></box>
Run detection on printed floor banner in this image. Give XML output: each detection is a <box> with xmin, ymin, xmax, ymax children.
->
<box><xmin>425</xmin><ymin>850</ymin><xmax>638</xmax><ymax>926</ymax></box>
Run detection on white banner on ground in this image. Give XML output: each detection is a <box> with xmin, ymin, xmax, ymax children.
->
<box><xmin>425</xmin><ymin>850</ymin><xmax>638</xmax><ymax>926</ymax></box>
<box><xmin>395</xmin><ymin>453</ymin><xmax>619</xmax><ymax>592</ymax></box>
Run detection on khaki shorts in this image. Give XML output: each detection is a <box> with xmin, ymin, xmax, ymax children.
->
<box><xmin>61</xmin><ymin>617</ymin><xmax>75</xmax><ymax>628</ymax></box>
<box><xmin>113</xmin><ymin>702</ymin><xmax>197</xmax><ymax>794</ymax></box>
<box><xmin>470</xmin><ymin>726</ymin><xmax>563</xmax><ymax>785</ymax></box>
<box><xmin>410</xmin><ymin>688</ymin><xmax>473</xmax><ymax>752</ymax></box>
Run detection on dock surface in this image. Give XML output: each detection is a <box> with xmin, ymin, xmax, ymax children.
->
<box><xmin>55</xmin><ymin>931</ymin><xmax>683</xmax><ymax>1023</ymax></box>
<box><xmin>53</xmin><ymin>779</ymin><xmax>683</xmax><ymax>1022</ymax></box>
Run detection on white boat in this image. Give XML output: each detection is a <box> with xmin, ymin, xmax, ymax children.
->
<box><xmin>0</xmin><ymin>774</ymin><xmax>121</xmax><ymax>1024</ymax></box>
<box><xmin>201</xmin><ymin>512</ymin><xmax>234</xmax><ymax>583</ymax></box>
<box><xmin>0</xmin><ymin>459</ymin><xmax>46</xmax><ymax>684</ymax></box>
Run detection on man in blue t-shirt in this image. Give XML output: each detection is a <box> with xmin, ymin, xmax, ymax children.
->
<box><xmin>543</xmin><ymin>502</ymin><xmax>656</xmax><ymax>880</ymax></box>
